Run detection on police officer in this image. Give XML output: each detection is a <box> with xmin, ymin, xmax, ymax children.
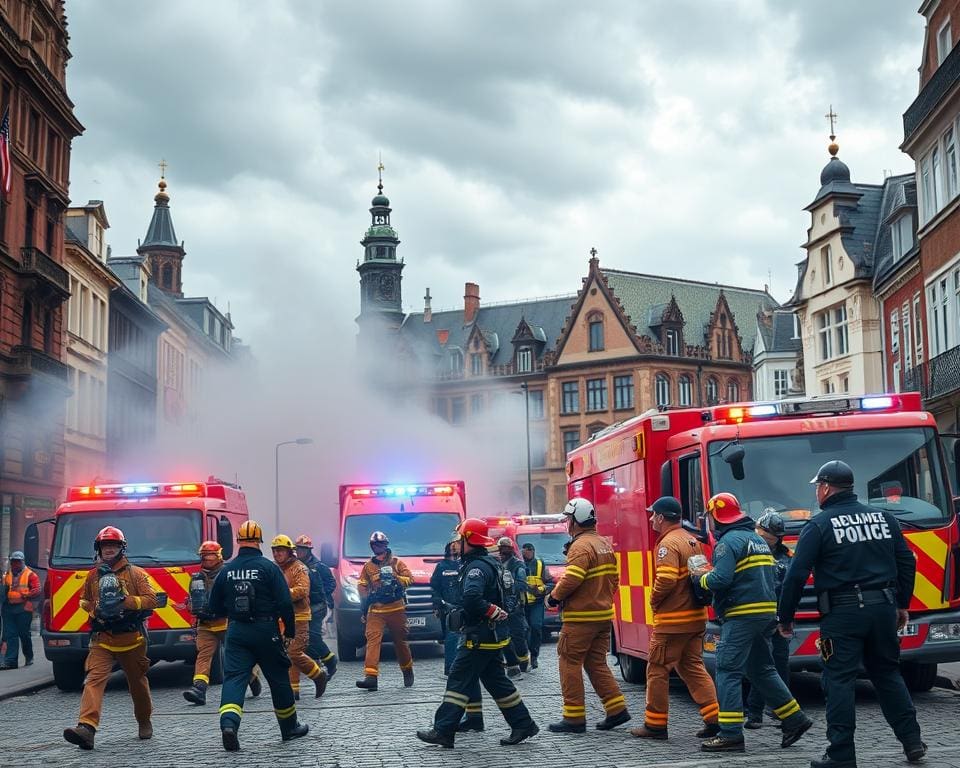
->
<box><xmin>207</xmin><ymin>520</ymin><xmax>308</xmax><ymax>751</ymax></box>
<box><xmin>497</xmin><ymin>537</ymin><xmax>530</xmax><ymax>677</ymax></box>
<box><xmin>521</xmin><ymin>542</ymin><xmax>554</xmax><ymax>670</ymax></box>
<box><xmin>690</xmin><ymin>493</ymin><xmax>812</xmax><ymax>754</ymax></box>
<box><xmin>778</xmin><ymin>460</ymin><xmax>926</xmax><ymax>768</ymax></box>
<box><xmin>430</xmin><ymin>537</ymin><xmax>462</xmax><ymax>676</ymax></box>
<box><xmin>295</xmin><ymin>535</ymin><xmax>338</xmax><ymax>678</ymax></box>
<box><xmin>417</xmin><ymin>518</ymin><xmax>539</xmax><ymax>748</ymax></box>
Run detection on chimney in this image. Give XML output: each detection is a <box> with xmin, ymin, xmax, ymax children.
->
<box><xmin>464</xmin><ymin>282</ymin><xmax>480</xmax><ymax>325</ymax></box>
<box><xmin>423</xmin><ymin>288</ymin><xmax>432</xmax><ymax>323</ymax></box>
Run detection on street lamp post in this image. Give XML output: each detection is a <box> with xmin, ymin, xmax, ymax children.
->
<box><xmin>520</xmin><ymin>382</ymin><xmax>532</xmax><ymax>516</ymax></box>
<box><xmin>275</xmin><ymin>438</ymin><xmax>313</xmax><ymax>534</ymax></box>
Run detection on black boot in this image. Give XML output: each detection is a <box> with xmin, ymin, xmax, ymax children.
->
<box><xmin>501</xmin><ymin>722</ymin><xmax>540</xmax><ymax>745</ymax></box>
<box><xmin>530</xmin><ymin>655</ymin><xmax>538</xmax><ymax>669</ymax></box>
<box><xmin>314</xmin><ymin>669</ymin><xmax>328</xmax><ymax>698</ymax></box>
<box><xmin>810</xmin><ymin>756</ymin><xmax>857</xmax><ymax>768</ymax></box>
<box><xmin>905</xmin><ymin>742</ymin><xmax>927</xmax><ymax>764</ymax></box>
<box><xmin>63</xmin><ymin>724</ymin><xmax>95</xmax><ymax>750</ymax></box>
<box><xmin>548</xmin><ymin>720</ymin><xmax>586</xmax><ymax>734</ymax></box>
<box><xmin>282</xmin><ymin>722</ymin><xmax>309</xmax><ymax>742</ymax></box>
<box><xmin>417</xmin><ymin>728</ymin><xmax>454</xmax><ymax>748</ymax></box>
<box><xmin>356</xmin><ymin>674</ymin><xmax>378</xmax><ymax>691</ymax></box>
<box><xmin>248</xmin><ymin>675</ymin><xmax>262</xmax><ymax>697</ymax></box>
<box><xmin>221</xmin><ymin>727</ymin><xmax>239</xmax><ymax>752</ymax></box>
<box><xmin>457</xmin><ymin>718</ymin><xmax>485</xmax><ymax>732</ymax></box>
<box><xmin>700</xmin><ymin>735</ymin><xmax>745</xmax><ymax>753</ymax></box>
<box><xmin>781</xmin><ymin>714</ymin><xmax>813</xmax><ymax>748</ymax></box>
<box><xmin>596</xmin><ymin>710</ymin><xmax>631</xmax><ymax>730</ymax></box>
<box><xmin>696</xmin><ymin>722</ymin><xmax>720</xmax><ymax>738</ymax></box>
<box><xmin>403</xmin><ymin>667</ymin><xmax>415</xmax><ymax>687</ymax></box>
<box><xmin>183</xmin><ymin>682</ymin><xmax>207</xmax><ymax>705</ymax></box>
<box><xmin>325</xmin><ymin>655</ymin><xmax>338</xmax><ymax>679</ymax></box>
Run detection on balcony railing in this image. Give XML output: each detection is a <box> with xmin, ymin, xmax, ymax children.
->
<box><xmin>901</xmin><ymin>345</ymin><xmax>960</xmax><ymax>402</ymax></box>
<box><xmin>19</xmin><ymin>246</ymin><xmax>70</xmax><ymax>295</ymax></box>
<box><xmin>904</xmin><ymin>40</ymin><xmax>960</xmax><ymax>144</ymax></box>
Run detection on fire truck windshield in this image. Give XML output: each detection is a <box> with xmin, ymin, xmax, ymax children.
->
<box><xmin>516</xmin><ymin>533</ymin><xmax>568</xmax><ymax>566</ymax></box>
<box><xmin>51</xmin><ymin>509</ymin><xmax>202</xmax><ymax>567</ymax></box>
<box><xmin>343</xmin><ymin>513</ymin><xmax>461</xmax><ymax>559</ymax></box>
<box><xmin>706</xmin><ymin>427</ymin><xmax>951</xmax><ymax>529</ymax></box>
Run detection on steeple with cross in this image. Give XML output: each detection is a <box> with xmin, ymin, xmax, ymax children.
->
<box><xmin>825</xmin><ymin>105</ymin><xmax>840</xmax><ymax>157</ymax></box>
<box><xmin>139</xmin><ymin>162</ymin><xmax>185</xmax><ymax>296</ymax></box>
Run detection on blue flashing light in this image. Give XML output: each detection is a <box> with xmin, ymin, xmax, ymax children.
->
<box><xmin>862</xmin><ymin>396</ymin><xmax>894</xmax><ymax>410</ymax></box>
<box><xmin>749</xmin><ymin>404</ymin><xmax>778</xmax><ymax>417</ymax></box>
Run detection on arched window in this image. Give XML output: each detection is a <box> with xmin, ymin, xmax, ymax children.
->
<box><xmin>508</xmin><ymin>486</ymin><xmax>525</xmax><ymax>508</ymax></box>
<box><xmin>706</xmin><ymin>376</ymin><xmax>719</xmax><ymax>405</ymax></box>
<box><xmin>727</xmin><ymin>379</ymin><xmax>740</xmax><ymax>403</ymax></box>
<box><xmin>532</xmin><ymin>486</ymin><xmax>547</xmax><ymax>515</ymax></box>
<box><xmin>678</xmin><ymin>374</ymin><xmax>693</xmax><ymax>406</ymax></box>
<box><xmin>449</xmin><ymin>348</ymin><xmax>464</xmax><ymax>374</ymax></box>
<box><xmin>655</xmin><ymin>373</ymin><xmax>670</xmax><ymax>407</ymax></box>
<box><xmin>587</xmin><ymin>311</ymin><xmax>604</xmax><ymax>352</ymax></box>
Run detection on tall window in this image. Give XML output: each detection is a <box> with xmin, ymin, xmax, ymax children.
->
<box><xmin>586</xmin><ymin>378</ymin><xmax>607</xmax><ymax>411</ymax></box>
<box><xmin>938</xmin><ymin>20</ymin><xmax>953</xmax><ymax>65</ymax></box>
<box><xmin>914</xmin><ymin>294</ymin><xmax>924</xmax><ymax>363</ymax></box>
<box><xmin>678</xmin><ymin>374</ymin><xmax>692</xmax><ymax>406</ymax></box>
<box><xmin>934</xmin><ymin>147</ymin><xmax>945</xmax><ymax>215</ymax></box>
<box><xmin>947</xmin><ymin>128</ymin><xmax>959</xmax><ymax>200</ymax></box>
<box><xmin>727</xmin><ymin>380</ymin><xmax>740</xmax><ymax>402</ymax></box>
<box><xmin>470</xmin><ymin>394</ymin><xmax>484</xmax><ymax>415</ymax></box>
<box><xmin>589</xmin><ymin>319</ymin><xmax>604</xmax><ymax>352</ymax></box>
<box><xmin>890</xmin><ymin>310</ymin><xmax>900</xmax><ymax>356</ymax></box>
<box><xmin>655</xmin><ymin>373</ymin><xmax>670</xmax><ymax>407</ymax></box>
<box><xmin>817</xmin><ymin>303</ymin><xmax>848</xmax><ymax>361</ymax></box>
<box><xmin>613</xmin><ymin>374</ymin><xmax>634</xmax><ymax>410</ymax></box>
<box><xmin>902</xmin><ymin>303</ymin><xmax>913</xmax><ymax>371</ymax></box>
<box><xmin>561</xmin><ymin>381</ymin><xmax>579</xmax><ymax>414</ymax></box>
<box><xmin>470</xmin><ymin>353</ymin><xmax>483</xmax><ymax>376</ymax></box>
<box><xmin>517</xmin><ymin>347</ymin><xmax>532</xmax><ymax>373</ymax></box>
<box><xmin>451</xmin><ymin>398</ymin><xmax>465</xmax><ymax>425</ymax></box>
<box><xmin>774</xmin><ymin>369</ymin><xmax>789</xmax><ymax>397</ymax></box>
<box><xmin>528</xmin><ymin>389</ymin><xmax>544</xmax><ymax>419</ymax></box>
<box><xmin>705</xmin><ymin>376</ymin><xmax>719</xmax><ymax>404</ymax></box>
<box><xmin>563</xmin><ymin>429</ymin><xmax>580</xmax><ymax>457</ymax></box>
<box><xmin>821</xmin><ymin>245</ymin><xmax>832</xmax><ymax>286</ymax></box>
<box><xmin>891</xmin><ymin>215</ymin><xmax>914</xmax><ymax>260</ymax></box>
<box><xmin>450</xmin><ymin>349</ymin><xmax>464</xmax><ymax>373</ymax></box>
<box><xmin>665</xmin><ymin>329</ymin><xmax>679</xmax><ymax>356</ymax></box>
<box><xmin>922</xmin><ymin>153</ymin><xmax>936</xmax><ymax>223</ymax></box>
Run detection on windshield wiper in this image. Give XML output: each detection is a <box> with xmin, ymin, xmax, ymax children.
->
<box><xmin>127</xmin><ymin>554</ymin><xmax>162</xmax><ymax>562</ymax></box>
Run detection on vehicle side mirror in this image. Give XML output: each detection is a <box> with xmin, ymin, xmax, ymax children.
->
<box><xmin>217</xmin><ymin>518</ymin><xmax>234</xmax><ymax>560</ymax></box>
<box><xmin>722</xmin><ymin>444</ymin><xmax>746</xmax><ymax>481</ymax></box>
<box><xmin>954</xmin><ymin>497</ymin><xmax>960</xmax><ymax>518</ymax></box>
<box><xmin>320</xmin><ymin>541</ymin><xmax>339</xmax><ymax>569</ymax></box>
<box><xmin>24</xmin><ymin>523</ymin><xmax>41</xmax><ymax>570</ymax></box>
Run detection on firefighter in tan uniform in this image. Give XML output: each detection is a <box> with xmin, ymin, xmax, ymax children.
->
<box><xmin>547</xmin><ymin>498</ymin><xmax>631</xmax><ymax>733</ymax></box>
<box><xmin>630</xmin><ymin>496</ymin><xmax>719</xmax><ymax>740</ymax></box>
<box><xmin>271</xmin><ymin>535</ymin><xmax>327</xmax><ymax>699</ymax></box>
<box><xmin>63</xmin><ymin>526</ymin><xmax>158</xmax><ymax>750</ymax></box>
<box><xmin>182</xmin><ymin>541</ymin><xmax>262</xmax><ymax>705</ymax></box>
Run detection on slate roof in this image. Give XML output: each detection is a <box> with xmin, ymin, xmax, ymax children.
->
<box><xmin>835</xmin><ymin>184</ymin><xmax>884</xmax><ymax>276</ymax></box>
<box><xmin>872</xmin><ymin>174</ymin><xmax>919</xmax><ymax>290</ymax></box>
<box><xmin>757</xmin><ymin>310</ymin><xmax>802</xmax><ymax>354</ymax></box>
<box><xmin>141</xmin><ymin>194</ymin><xmax>180</xmax><ymax>249</ymax></box>
<box><xmin>600</xmin><ymin>269</ymin><xmax>777</xmax><ymax>351</ymax></box>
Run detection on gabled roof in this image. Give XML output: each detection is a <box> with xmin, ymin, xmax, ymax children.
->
<box><xmin>872</xmin><ymin>174</ymin><xmax>919</xmax><ymax>291</ymax></box>
<box><xmin>757</xmin><ymin>310</ymin><xmax>802</xmax><ymax>354</ymax></box>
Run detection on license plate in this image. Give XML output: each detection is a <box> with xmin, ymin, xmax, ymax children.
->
<box><xmin>898</xmin><ymin>623</ymin><xmax>918</xmax><ymax>637</ymax></box>
<box><xmin>406</xmin><ymin>615</ymin><xmax>426</xmax><ymax>627</ymax></box>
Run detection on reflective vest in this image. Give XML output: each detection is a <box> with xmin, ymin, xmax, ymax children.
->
<box><xmin>4</xmin><ymin>568</ymin><xmax>36</xmax><ymax>611</ymax></box>
<box><xmin>525</xmin><ymin>559</ymin><xmax>546</xmax><ymax>605</ymax></box>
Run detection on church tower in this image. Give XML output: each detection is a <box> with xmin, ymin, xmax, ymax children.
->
<box><xmin>138</xmin><ymin>171</ymin><xmax>186</xmax><ymax>296</ymax></box>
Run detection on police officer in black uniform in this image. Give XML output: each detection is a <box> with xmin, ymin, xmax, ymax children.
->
<box><xmin>430</xmin><ymin>538</ymin><xmax>463</xmax><ymax>676</ymax></box>
<box><xmin>778</xmin><ymin>461</ymin><xmax>926</xmax><ymax>768</ymax></box>
<box><xmin>417</xmin><ymin>518</ymin><xmax>539</xmax><ymax>748</ymax></box>
<box><xmin>208</xmin><ymin>520</ymin><xmax>309</xmax><ymax>752</ymax></box>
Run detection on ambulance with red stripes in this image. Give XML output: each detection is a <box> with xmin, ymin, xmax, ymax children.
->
<box><xmin>566</xmin><ymin>393</ymin><xmax>960</xmax><ymax>692</ymax></box>
<box><xmin>22</xmin><ymin>480</ymin><xmax>249</xmax><ymax>691</ymax></box>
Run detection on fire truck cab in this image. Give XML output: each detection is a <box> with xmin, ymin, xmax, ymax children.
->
<box><xmin>22</xmin><ymin>479</ymin><xmax>249</xmax><ymax>692</ymax></box>
<box><xmin>567</xmin><ymin>394</ymin><xmax>960</xmax><ymax>692</ymax></box>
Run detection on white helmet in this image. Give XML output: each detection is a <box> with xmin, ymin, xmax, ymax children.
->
<box><xmin>563</xmin><ymin>497</ymin><xmax>596</xmax><ymax>525</ymax></box>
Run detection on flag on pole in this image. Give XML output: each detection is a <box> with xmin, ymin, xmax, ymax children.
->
<box><xmin>0</xmin><ymin>106</ymin><xmax>11</xmax><ymax>199</ymax></box>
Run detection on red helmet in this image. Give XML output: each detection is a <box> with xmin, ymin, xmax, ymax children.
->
<box><xmin>457</xmin><ymin>518</ymin><xmax>495</xmax><ymax>548</ymax></box>
<box><xmin>198</xmin><ymin>541</ymin><xmax>223</xmax><ymax>560</ymax></box>
<box><xmin>95</xmin><ymin>526</ymin><xmax>126</xmax><ymax>547</ymax></box>
<box><xmin>295</xmin><ymin>534</ymin><xmax>313</xmax><ymax>549</ymax></box>
<box><xmin>706</xmin><ymin>492</ymin><xmax>746</xmax><ymax>525</ymax></box>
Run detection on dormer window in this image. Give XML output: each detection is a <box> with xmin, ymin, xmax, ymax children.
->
<box><xmin>517</xmin><ymin>346</ymin><xmax>532</xmax><ymax>373</ymax></box>
<box><xmin>450</xmin><ymin>348</ymin><xmax>464</xmax><ymax>374</ymax></box>
<box><xmin>665</xmin><ymin>328</ymin><xmax>679</xmax><ymax>356</ymax></box>
<box><xmin>470</xmin><ymin>352</ymin><xmax>483</xmax><ymax>376</ymax></box>
<box><xmin>891</xmin><ymin>214</ymin><xmax>915</xmax><ymax>260</ymax></box>
<box><xmin>588</xmin><ymin>312</ymin><xmax>604</xmax><ymax>352</ymax></box>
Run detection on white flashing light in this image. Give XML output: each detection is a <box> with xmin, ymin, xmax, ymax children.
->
<box><xmin>861</xmin><ymin>396</ymin><xmax>894</xmax><ymax>410</ymax></box>
<box><xmin>748</xmin><ymin>405</ymin><xmax>778</xmax><ymax>417</ymax></box>
<box><xmin>650</xmin><ymin>415</ymin><xmax>671</xmax><ymax>431</ymax></box>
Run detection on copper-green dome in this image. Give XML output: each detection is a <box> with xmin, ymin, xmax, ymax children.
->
<box><xmin>371</xmin><ymin>193</ymin><xmax>390</xmax><ymax>207</ymax></box>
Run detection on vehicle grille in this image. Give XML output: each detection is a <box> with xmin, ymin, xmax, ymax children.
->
<box><xmin>406</xmin><ymin>585</ymin><xmax>434</xmax><ymax>613</ymax></box>
<box><xmin>796</xmin><ymin>582</ymin><xmax>819</xmax><ymax>616</ymax></box>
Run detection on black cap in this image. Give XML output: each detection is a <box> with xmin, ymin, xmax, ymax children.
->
<box><xmin>810</xmin><ymin>460</ymin><xmax>854</xmax><ymax>487</ymax></box>
<box><xmin>521</xmin><ymin>543</ymin><xmax>535</xmax><ymax>551</ymax></box>
<box><xmin>647</xmin><ymin>496</ymin><xmax>683</xmax><ymax>520</ymax></box>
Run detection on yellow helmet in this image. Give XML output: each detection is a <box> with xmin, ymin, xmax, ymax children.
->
<box><xmin>237</xmin><ymin>520</ymin><xmax>263</xmax><ymax>543</ymax></box>
<box><xmin>271</xmin><ymin>534</ymin><xmax>295</xmax><ymax>550</ymax></box>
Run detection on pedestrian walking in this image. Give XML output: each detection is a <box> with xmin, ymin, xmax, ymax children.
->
<box><xmin>430</xmin><ymin>538</ymin><xmax>462</xmax><ymax>676</ymax></box>
<box><xmin>689</xmin><ymin>493</ymin><xmax>813</xmax><ymax>754</ymax></box>
<box><xmin>416</xmin><ymin>517</ymin><xmax>539</xmax><ymax>748</ymax></box>
<box><xmin>62</xmin><ymin>527</ymin><xmax>158</xmax><ymax>750</ymax></box>
<box><xmin>630</xmin><ymin>496</ymin><xmax>719</xmax><ymax>741</ymax></box>
<box><xmin>0</xmin><ymin>551</ymin><xmax>40</xmax><ymax>669</ymax></box>
<box><xmin>356</xmin><ymin>531</ymin><xmax>415</xmax><ymax>690</ymax></box>
<box><xmin>778</xmin><ymin>460</ymin><xmax>926</xmax><ymax>768</ymax></box>
<box><xmin>497</xmin><ymin>537</ymin><xmax>530</xmax><ymax>677</ymax></box>
<box><xmin>521</xmin><ymin>542</ymin><xmax>554</xmax><ymax>670</ymax></box>
<box><xmin>294</xmin><ymin>534</ymin><xmax>338</xmax><ymax>678</ymax></box>
<box><xmin>207</xmin><ymin>520</ymin><xmax>309</xmax><ymax>751</ymax></box>
<box><xmin>547</xmin><ymin>498</ymin><xmax>631</xmax><ymax>734</ymax></box>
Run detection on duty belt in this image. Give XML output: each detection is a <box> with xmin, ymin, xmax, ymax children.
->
<box><xmin>820</xmin><ymin>585</ymin><xmax>895</xmax><ymax>613</ymax></box>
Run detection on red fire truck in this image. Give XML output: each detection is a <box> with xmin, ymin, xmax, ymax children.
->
<box><xmin>567</xmin><ymin>394</ymin><xmax>960</xmax><ymax>692</ymax></box>
<box><xmin>22</xmin><ymin>479</ymin><xmax>249</xmax><ymax>691</ymax></box>
<box><xmin>322</xmin><ymin>482</ymin><xmax>467</xmax><ymax>661</ymax></box>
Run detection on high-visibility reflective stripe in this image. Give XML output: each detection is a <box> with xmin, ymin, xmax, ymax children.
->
<box><xmin>566</xmin><ymin>565</ymin><xmax>587</xmax><ymax>579</ymax></box>
<box><xmin>443</xmin><ymin>695</ymin><xmax>468</xmax><ymax>708</ymax></box>
<box><xmin>603</xmin><ymin>694</ymin><xmax>626</xmax><ymax>710</ymax></box>
<box><xmin>464</xmin><ymin>638</ymin><xmax>510</xmax><ymax>649</ymax></box>
<box><xmin>444</xmin><ymin>690</ymin><xmax>469</xmax><ymax>704</ymax></box>
<box><xmin>369</xmin><ymin>603</ymin><xmax>406</xmax><ymax>614</ymax></box>
<box><xmin>321</xmin><ymin>652</ymin><xmax>335</xmax><ymax>662</ymax></box>
<box><xmin>465</xmin><ymin>703</ymin><xmax>483</xmax><ymax>713</ymax></box>
<box><xmin>585</xmin><ymin>565</ymin><xmax>618</xmax><ymax>579</ymax></box>
<box><xmin>202</xmin><ymin>621</ymin><xmax>228</xmax><ymax>632</ymax></box>
<box><xmin>700</xmin><ymin>703</ymin><xmax>720</xmax><ymax>717</ymax></box>
<box><xmin>645</xmin><ymin>710</ymin><xmax>668</xmax><ymax>723</ymax></box>
<box><xmin>774</xmin><ymin>699</ymin><xmax>800</xmax><ymax>718</ymax></box>
<box><xmin>653</xmin><ymin>608</ymin><xmax>709</xmax><ymax>625</ymax></box>
<box><xmin>96</xmin><ymin>638</ymin><xmax>144</xmax><ymax>653</ymax></box>
<box><xmin>294</xmin><ymin>611</ymin><xmax>312</xmax><ymax>621</ymax></box>
<box><xmin>699</xmin><ymin>573</ymin><xmax>710</xmax><ymax>590</ymax></box>
<box><xmin>734</xmin><ymin>555</ymin><xmax>775</xmax><ymax>573</ymax></box>
<box><xmin>724</xmin><ymin>602</ymin><xmax>777</xmax><ymax>617</ymax></box>
<box><xmin>307</xmin><ymin>663</ymin><xmax>323</xmax><ymax>679</ymax></box>
<box><xmin>718</xmin><ymin>711</ymin><xmax>743</xmax><ymax>723</ymax></box>
<box><xmin>496</xmin><ymin>692</ymin><xmax>522</xmax><ymax>709</ymax></box>
<box><xmin>562</xmin><ymin>608</ymin><xmax>615</xmax><ymax>621</ymax></box>
<box><xmin>562</xmin><ymin>705</ymin><xmax>586</xmax><ymax>714</ymax></box>
<box><xmin>194</xmin><ymin>674</ymin><xmax>210</xmax><ymax>684</ymax></box>
<box><xmin>399</xmin><ymin>660</ymin><xmax>414</xmax><ymax>671</ymax></box>
<box><xmin>364</xmin><ymin>667</ymin><xmax>378</xmax><ymax>675</ymax></box>
<box><xmin>275</xmin><ymin>704</ymin><xmax>296</xmax><ymax>719</ymax></box>
<box><xmin>219</xmin><ymin>703</ymin><xmax>243</xmax><ymax>717</ymax></box>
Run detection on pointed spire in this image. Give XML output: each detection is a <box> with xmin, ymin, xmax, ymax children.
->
<box><xmin>142</xmin><ymin>175</ymin><xmax>179</xmax><ymax>248</ymax></box>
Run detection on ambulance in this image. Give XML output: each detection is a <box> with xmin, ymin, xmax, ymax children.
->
<box><xmin>566</xmin><ymin>394</ymin><xmax>960</xmax><ymax>692</ymax></box>
<box><xmin>22</xmin><ymin>479</ymin><xmax>249</xmax><ymax>691</ymax></box>
<box><xmin>323</xmin><ymin>482</ymin><xmax>467</xmax><ymax>661</ymax></box>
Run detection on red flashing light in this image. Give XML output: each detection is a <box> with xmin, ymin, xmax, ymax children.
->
<box><xmin>67</xmin><ymin>481</ymin><xmax>207</xmax><ymax>502</ymax></box>
<box><xmin>350</xmin><ymin>484</ymin><xmax>458</xmax><ymax>498</ymax></box>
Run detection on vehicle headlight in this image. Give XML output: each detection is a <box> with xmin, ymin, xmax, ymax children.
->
<box><xmin>928</xmin><ymin>623</ymin><xmax>960</xmax><ymax>641</ymax></box>
<box><xmin>340</xmin><ymin>576</ymin><xmax>360</xmax><ymax>604</ymax></box>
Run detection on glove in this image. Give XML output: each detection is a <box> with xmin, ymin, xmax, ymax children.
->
<box><xmin>486</xmin><ymin>605</ymin><xmax>508</xmax><ymax>622</ymax></box>
<box><xmin>546</xmin><ymin>594</ymin><xmax>560</xmax><ymax>608</ymax></box>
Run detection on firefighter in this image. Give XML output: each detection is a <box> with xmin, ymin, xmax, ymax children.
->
<box><xmin>417</xmin><ymin>518</ymin><xmax>539</xmax><ymax>748</ymax></box>
<box><xmin>497</xmin><ymin>536</ymin><xmax>530</xmax><ymax>677</ymax></box>
<box><xmin>62</xmin><ymin>527</ymin><xmax>158</xmax><ymax>750</ymax></box>
<box><xmin>182</xmin><ymin>541</ymin><xmax>262</xmax><ymax>705</ymax></box>
<box><xmin>778</xmin><ymin>460</ymin><xmax>926</xmax><ymax>768</ymax></box>
<box><xmin>744</xmin><ymin>510</ymin><xmax>792</xmax><ymax>728</ymax></box>
<box><xmin>356</xmin><ymin>531</ymin><xmax>415</xmax><ymax>690</ymax></box>
<box><xmin>430</xmin><ymin>537</ymin><xmax>462</xmax><ymax>676</ymax></box>
<box><xmin>271</xmin><ymin>534</ymin><xmax>327</xmax><ymax>699</ymax></box>
<box><xmin>207</xmin><ymin>520</ymin><xmax>308</xmax><ymax>751</ymax></box>
<box><xmin>521</xmin><ymin>541</ymin><xmax>554</xmax><ymax>670</ymax></box>
<box><xmin>294</xmin><ymin>534</ymin><xmax>338</xmax><ymax>678</ymax></box>
<box><xmin>547</xmin><ymin>498</ymin><xmax>631</xmax><ymax>734</ymax></box>
<box><xmin>0</xmin><ymin>551</ymin><xmax>41</xmax><ymax>669</ymax></box>
<box><xmin>689</xmin><ymin>492</ymin><xmax>813</xmax><ymax>754</ymax></box>
<box><xmin>630</xmin><ymin>496</ymin><xmax>719</xmax><ymax>741</ymax></box>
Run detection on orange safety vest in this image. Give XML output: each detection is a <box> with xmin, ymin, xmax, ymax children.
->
<box><xmin>3</xmin><ymin>568</ymin><xmax>36</xmax><ymax>612</ymax></box>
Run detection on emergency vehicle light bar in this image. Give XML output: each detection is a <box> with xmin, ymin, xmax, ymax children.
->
<box><xmin>709</xmin><ymin>394</ymin><xmax>909</xmax><ymax>424</ymax></box>
<box><xmin>67</xmin><ymin>482</ymin><xmax>207</xmax><ymax>501</ymax></box>
<box><xmin>350</xmin><ymin>485</ymin><xmax>455</xmax><ymax>498</ymax></box>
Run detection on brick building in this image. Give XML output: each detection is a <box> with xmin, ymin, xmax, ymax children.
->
<box><xmin>0</xmin><ymin>0</ymin><xmax>82</xmax><ymax>563</ymax></box>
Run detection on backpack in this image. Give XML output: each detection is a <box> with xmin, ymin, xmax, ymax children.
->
<box><xmin>229</xmin><ymin>577</ymin><xmax>257</xmax><ymax>622</ymax></box>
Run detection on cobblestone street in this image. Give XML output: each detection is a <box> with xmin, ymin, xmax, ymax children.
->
<box><xmin>1</xmin><ymin>640</ymin><xmax>960</xmax><ymax>768</ymax></box>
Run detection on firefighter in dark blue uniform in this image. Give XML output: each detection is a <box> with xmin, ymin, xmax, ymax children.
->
<box><xmin>779</xmin><ymin>460</ymin><xmax>926</xmax><ymax>768</ymax></box>
<box><xmin>417</xmin><ymin>518</ymin><xmax>539</xmax><ymax>748</ymax></box>
<box><xmin>430</xmin><ymin>538</ymin><xmax>462</xmax><ymax>676</ymax></box>
<box><xmin>497</xmin><ymin>537</ymin><xmax>530</xmax><ymax>677</ymax></box>
<box><xmin>208</xmin><ymin>520</ymin><xmax>309</xmax><ymax>752</ymax></box>
<box><xmin>295</xmin><ymin>534</ymin><xmax>338</xmax><ymax>678</ymax></box>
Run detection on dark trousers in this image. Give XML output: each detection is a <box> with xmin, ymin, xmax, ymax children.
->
<box><xmin>306</xmin><ymin>611</ymin><xmax>335</xmax><ymax>665</ymax></box>
<box><xmin>502</xmin><ymin>610</ymin><xmax>529</xmax><ymax>667</ymax></box>
<box><xmin>745</xmin><ymin>627</ymin><xmax>790</xmax><ymax>719</ymax></box>
<box><xmin>433</xmin><ymin>646</ymin><xmax>535</xmax><ymax>736</ymax></box>
<box><xmin>442</xmin><ymin>630</ymin><xmax>460</xmax><ymax>675</ymax></box>
<box><xmin>525</xmin><ymin>602</ymin><xmax>545</xmax><ymax>661</ymax></box>
<box><xmin>715</xmin><ymin>616</ymin><xmax>805</xmax><ymax>738</ymax></box>
<box><xmin>219</xmin><ymin>621</ymin><xmax>298</xmax><ymax>737</ymax></box>
<box><xmin>1</xmin><ymin>608</ymin><xmax>32</xmax><ymax>666</ymax></box>
<box><xmin>820</xmin><ymin>603</ymin><xmax>922</xmax><ymax>763</ymax></box>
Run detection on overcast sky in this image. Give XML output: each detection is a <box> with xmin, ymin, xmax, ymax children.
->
<box><xmin>65</xmin><ymin>1</ymin><xmax>925</xmax><ymax>349</ymax></box>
